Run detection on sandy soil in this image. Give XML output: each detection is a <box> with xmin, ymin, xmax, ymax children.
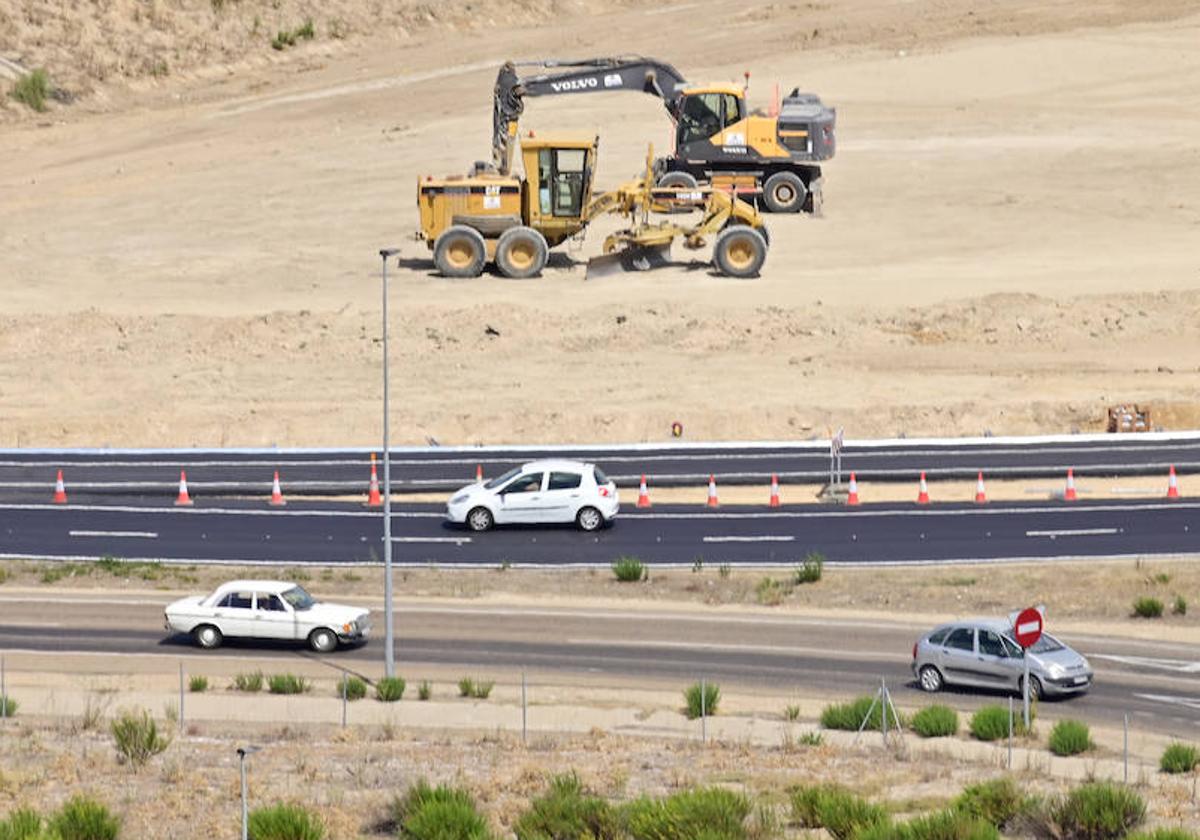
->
<box><xmin>1</xmin><ymin>1</ymin><xmax>1199</xmax><ymax>448</ymax></box>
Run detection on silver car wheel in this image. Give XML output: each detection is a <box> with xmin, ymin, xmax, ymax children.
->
<box><xmin>576</xmin><ymin>506</ymin><xmax>603</xmax><ymax>532</ymax></box>
<box><xmin>467</xmin><ymin>506</ymin><xmax>493</xmax><ymax>532</ymax></box>
<box><xmin>1022</xmin><ymin>675</ymin><xmax>1043</xmax><ymax>701</ymax></box>
<box><xmin>194</xmin><ymin>624</ymin><xmax>222</xmax><ymax>649</ymax></box>
<box><xmin>309</xmin><ymin>628</ymin><xmax>337</xmax><ymax>653</ymax></box>
<box><xmin>918</xmin><ymin>665</ymin><xmax>943</xmax><ymax>693</ymax></box>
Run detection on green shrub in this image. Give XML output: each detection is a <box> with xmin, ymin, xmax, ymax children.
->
<box><xmin>863</xmin><ymin>809</ymin><xmax>998</xmax><ymax>840</ymax></box>
<box><xmin>784</xmin><ymin>704</ymin><xmax>801</xmax><ymax>721</ymax></box>
<box><xmin>375</xmin><ymin>676</ymin><xmax>405</xmax><ymax>702</ymax></box>
<box><xmin>110</xmin><ymin>708</ymin><xmax>170</xmax><ymax>768</ymax></box>
<box><xmin>794</xmin><ymin>552</ymin><xmax>824</xmax><ymax>584</ymax></box>
<box><xmin>1126</xmin><ymin>831</ymin><xmax>1200</xmax><ymax>840</ymax></box>
<box><xmin>417</xmin><ymin>681</ymin><xmax>432</xmax><ymax>701</ymax></box>
<box><xmin>820</xmin><ymin>696</ymin><xmax>899</xmax><ymax>731</ymax></box>
<box><xmin>623</xmin><ymin>787</ymin><xmax>750</xmax><ymax>840</ymax></box>
<box><xmin>50</xmin><ymin>796</ymin><xmax>120</xmax><ymax>840</ymax></box>
<box><xmin>296</xmin><ymin>18</ymin><xmax>314</xmax><ymax>39</ymax></box>
<box><xmin>0</xmin><ymin>695</ymin><xmax>17</xmax><ymax>717</ymax></box>
<box><xmin>789</xmin><ymin>785</ymin><xmax>888</xmax><ymax>840</ymax></box>
<box><xmin>472</xmin><ymin>680</ymin><xmax>494</xmax><ymax>699</ymax></box>
<box><xmin>247</xmin><ymin>803</ymin><xmax>325</xmax><ymax>840</ymax></box>
<box><xmin>271</xmin><ymin>30</ymin><xmax>296</xmax><ymax>50</ymax></box>
<box><xmin>267</xmin><ymin>674</ymin><xmax>309</xmax><ymax>695</ymax></box>
<box><xmin>233</xmin><ymin>671</ymin><xmax>264</xmax><ymax>692</ymax></box>
<box><xmin>954</xmin><ymin>777</ymin><xmax>1028</xmax><ymax>828</ymax></box>
<box><xmin>683</xmin><ymin>681</ymin><xmax>720</xmax><ymax>719</ymax></box>
<box><xmin>1172</xmin><ymin>595</ymin><xmax>1187</xmax><ymax>616</ymax></box>
<box><xmin>458</xmin><ymin>677</ymin><xmax>475</xmax><ymax>697</ymax></box>
<box><xmin>755</xmin><ymin>575</ymin><xmax>790</xmax><ymax>605</ymax></box>
<box><xmin>612</xmin><ymin>556</ymin><xmax>647</xmax><ymax>582</ymax></box>
<box><xmin>911</xmin><ymin>705</ymin><xmax>958</xmax><ymax>738</ymax></box>
<box><xmin>1132</xmin><ymin>597</ymin><xmax>1164</xmax><ymax>618</ymax></box>
<box><xmin>1160</xmin><ymin>742</ymin><xmax>1200</xmax><ymax>774</ymax></box>
<box><xmin>188</xmin><ymin>675</ymin><xmax>208</xmax><ymax>693</ymax></box>
<box><xmin>513</xmin><ymin>772</ymin><xmax>621</xmax><ymax>840</ymax></box>
<box><xmin>0</xmin><ymin>808</ymin><xmax>44</xmax><ymax>840</ymax></box>
<box><xmin>337</xmin><ymin>676</ymin><xmax>366</xmax><ymax>701</ymax></box>
<box><xmin>969</xmin><ymin>705</ymin><xmax>1026</xmax><ymax>741</ymax></box>
<box><xmin>10</xmin><ymin>69</ymin><xmax>51</xmax><ymax>112</ymax></box>
<box><xmin>1051</xmin><ymin>782</ymin><xmax>1145</xmax><ymax>840</ymax></box>
<box><xmin>798</xmin><ymin>731</ymin><xmax>823</xmax><ymax>746</ymax></box>
<box><xmin>1049</xmin><ymin>719</ymin><xmax>1093</xmax><ymax>756</ymax></box>
<box><xmin>393</xmin><ymin>780</ymin><xmax>492</xmax><ymax>840</ymax></box>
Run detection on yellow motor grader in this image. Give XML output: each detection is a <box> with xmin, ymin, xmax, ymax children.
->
<box><xmin>416</xmin><ymin>134</ymin><xmax>770</xmax><ymax>279</ymax></box>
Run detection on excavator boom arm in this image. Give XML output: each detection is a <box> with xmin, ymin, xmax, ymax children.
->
<box><xmin>493</xmin><ymin>57</ymin><xmax>689</xmax><ymax>174</ymax></box>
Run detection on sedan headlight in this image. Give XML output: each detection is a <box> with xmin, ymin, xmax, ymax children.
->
<box><xmin>1047</xmin><ymin>663</ymin><xmax>1066</xmax><ymax>678</ymax></box>
<box><xmin>450</xmin><ymin>493</ymin><xmax>468</xmax><ymax>505</ymax></box>
<box><xmin>342</xmin><ymin>621</ymin><xmax>357</xmax><ymax>633</ymax></box>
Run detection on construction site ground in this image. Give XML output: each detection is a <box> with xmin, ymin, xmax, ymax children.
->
<box><xmin>1</xmin><ymin>0</ymin><xmax>1199</xmax><ymax>448</ymax></box>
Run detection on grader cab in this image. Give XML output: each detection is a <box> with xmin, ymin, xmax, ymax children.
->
<box><xmin>416</xmin><ymin>133</ymin><xmax>770</xmax><ymax>279</ymax></box>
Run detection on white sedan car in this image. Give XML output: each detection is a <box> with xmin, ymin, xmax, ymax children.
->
<box><xmin>446</xmin><ymin>459</ymin><xmax>619</xmax><ymax>532</ymax></box>
<box><xmin>164</xmin><ymin>580</ymin><xmax>370</xmax><ymax>652</ymax></box>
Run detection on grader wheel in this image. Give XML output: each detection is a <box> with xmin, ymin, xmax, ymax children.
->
<box><xmin>433</xmin><ymin>225</ymin><xmax>487</xmax><ymax>278</ymax></box>
<box><xmin>712</xmin><ymin>226</ymin><xmax>768</xmax><ymax>278</ymax></box>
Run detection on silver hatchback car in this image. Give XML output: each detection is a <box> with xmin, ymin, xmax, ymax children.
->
<box><xmin>911</xmin><ymin>619</ymin><xmax>1093</xmax><ymax>699</ymax></box>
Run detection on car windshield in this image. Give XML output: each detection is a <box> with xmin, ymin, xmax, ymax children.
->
<box><xmin>281</xmin><ymin>586</ymin><xmax>316</xmax><ymax>611</ymax></box>
<box><xmin>1027</xmin><ymin>633</ymin><xmax>1065</xmax><ymax>654</ymax></box>
<box><xmin>484</xmin><ymin>467</ymin><xmax>520</xmax><ymax>490</ymax></box>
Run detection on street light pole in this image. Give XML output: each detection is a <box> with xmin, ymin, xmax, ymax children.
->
<box><xmin>379</xmin><ymin>248</ymin><xmax>400</xmax><ymax>679</ymax></box>
<box><xmin>236</xmin><ymin>745</ymin><xmax>260</xmax><ymax>840</ymax></box>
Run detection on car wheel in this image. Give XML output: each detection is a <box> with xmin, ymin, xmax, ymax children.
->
<box><xmin>918</xmin><ymin>665</ymin><xmax>943</xmax><ymax>693</ymax></box>
<box><xmin>1022</xmin><ymin>675</ymin><xmax>1044</xmax><ymax>701</ymax></box>
<box><xmin>576</xmin><ymin>506</ymin><xmax>603</xmax><ymax>532</ymax></box>
<box><xmin>309</xmin><ymin>628</ymin><xmax>338</xmax><ymax>653</ymax></box>
<box><xmin>194</xmin><ymin>624</ymin><xmax>223</xmax><ymax>650</ymax></box>
<box><xmin>467</xmin><ymin>506</ymin><xmax>494</xmax><ymax>532</ymax></box>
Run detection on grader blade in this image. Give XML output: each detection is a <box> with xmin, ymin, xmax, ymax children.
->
<box><xmin>585</xmin><ymin>243</ymin><xmax>672</xmax><ymax>279</ymax></box>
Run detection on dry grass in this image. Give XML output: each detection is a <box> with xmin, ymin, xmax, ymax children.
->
<box><xmin>2</xmin><ymin>557</ymin><xmax>1197</xmax><ymax>627</ymax></box>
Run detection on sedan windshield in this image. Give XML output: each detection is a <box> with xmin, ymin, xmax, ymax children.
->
<box><xmin>281</xmin><ymin>586</ymin><xmax>316</xmax><ymax>611</ymax></box>
<box><xmin>484</xmin><ymin>467</ymin><xmax>521</xmax><ymax>490</ymax></box>
<box><xmin>1028</xmin><ymin>633</ymin><xmax>1065</xmax><ymax>654</ymax></box>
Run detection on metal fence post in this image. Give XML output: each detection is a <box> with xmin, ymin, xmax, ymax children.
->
<box><xmin>521</xmin><ymin>671</ymin><xmax>528</xmax><ymax>746</ymax></box>
<box><xmin>700</xmin><ymin>677</ymin><xmax>707</xmax><ymax>744</ymax></box>
<box><xmin>881</xmin><ymin>678</ymin><xmax>889</xmax><ymax>745</ymax></box>
<box><xmin>179</xmin><ymin>662</ymin><xmax>185</xmax><ymax>733</ymax></box>
<box><xmin>1007</xmin><ymin>696</ymin><xmax>1013</xmax><ymax>769</ymax></box>
<box><xmin>1123</xmin><ymin>713</ymin><xmax>1129</xmax><ymax>784</ymax></box>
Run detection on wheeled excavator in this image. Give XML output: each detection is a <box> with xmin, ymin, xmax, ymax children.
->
<box><xmin>416</xmin><ymin>134</ymin><xmax>770</xmax><ymax>279</ymax></box>
<box><xmin>492</xmin><ymin>57</ymin><xmax>836</xmax><ymax>214</ymax></box>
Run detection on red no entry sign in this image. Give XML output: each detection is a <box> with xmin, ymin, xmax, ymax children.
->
<box><xmin>1013</xmin><ymin>607</ymin><xmax>1044</xmax><ymax>648</ymax></box>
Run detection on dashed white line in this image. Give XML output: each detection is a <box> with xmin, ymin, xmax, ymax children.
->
<box><xmin>1092</xmin><ymin>655</ymin><xmax>1200</xmax><ymax>674</ymax></box>
<box><xmin>390</xmin><ymin>537</ymin><xmax>472</xmax><ymax>545</ymax></box>
<box><xmin>702</xmin><ymin>535</ymin><xmax>795</xmax><ymax>543</ymax></box>
<box><xmin>1025</xmin><ymin>528</ymin><xmax>1121</xmax><ymax>537</ymax></box>
<box><xmin>68</xmin><ymin>530</ymin><xmax>158</xmax><ymax>539</ymax></box>
<box><xmin>1133</xmin><ymin>693</ymin><xmax>1200</xmax><ymax>711</ymax></box>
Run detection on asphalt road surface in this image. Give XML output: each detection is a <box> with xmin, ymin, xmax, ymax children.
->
<box><xmin>1</xmin><ymin>433</ymin><xmax>1197</xmax><ymax>497</ymax></box>
<box><xmin>2</xmin><ymin>498</ymin><xmax>1198</xmax><ymax>565</ymax></box>
<box><xmin>0</xmin><ymin>596</ymin><xmax>1195</xmax><ymax>737</ymax></box>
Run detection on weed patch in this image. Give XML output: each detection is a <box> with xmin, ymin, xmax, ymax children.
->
<box><xmin>393</xmin><ymin>780</ymin><xmax>492</xmax><ymax>840</ymax></box>
<box><xmin>793</xmin><ymin>552</ymin><xmax>824</xmax><ymax>584</ymax></box>
<box><xmin>1048</xmin><ymin>719</ymin><xmax>1093</xmax><ymax>756</ymax></box>
<box><xmin>247</xmin><ymin>802</ymin><xmax>325</xmax><ymax>840</ymax></box>
<box><xmin>612</xmin><ymin>556</ymin><xmax>647</xmax><ymax>582</ymax></box>
<box><xmin>50</xmin><ymin>796</ymin><xmax>120</xmax><ymax>840</ymax></box>
<box><xmin>375</xmin><ymin>677</ymin><xmax>405</xmax><ymax>702</ymax></box>
<box><xmin>111</xmin><ymin>708</ymin><xmax>170</xmax><ymax>769</ymax></box>
<box><xmin>233</xmin><ymin>671</ymin><xmax>264</xmax><ymax>692</ymax></box>
<box><xmin>954</xmin><ymin>777</ymin><xmax>1030</xmax><ymax>828</ymax></box>
<box><xmin>337</xmin><ymin>676</ymin><xmax>366</xmax><ymax>701</ymax></box>
<box><xmin>267</xmin><ymin>674</ymin><xmax>309</xmax><ymax>695</ymax></box>
<box><xmin>683</xmin><ymin>681</ymin><xmax>720</xmax><ymax>719</ymax></box>
<box><xmin>969</xmin><ymin>705</ymin><xmax>1027</xmax><ymax>741</ymax></box>
<box><xmin>624</xmin><ymin>786</ymin><xmax>750</xmax><ymax>840</ymax></box>
<box><xmin>513</xmin><ymin>772</ymin><xmax>620</xmax><ymax>840</ymax></box>
<box><xmin>10</xmin><ymin>69</ymin><xmax>51</xmax><ymax>112</ymax></box>
<box><xmin>910</xmin><ymin>705</ymin><xmax>958</xmax><ymax>738</ymax></box>
<box><xmin>188</xmin><ymin>675</ymin><xmax>208</xmax><ymax>693</ymax></box>
<box><xmin>1160</xmin><ymin>742</ymin><xmax>1200</xmax><ymax>774</ymax></box>
<box><xmin>1132</xmin><ymin>597</ymin><xmax>1163</xmax><ymax>618</ymax></box>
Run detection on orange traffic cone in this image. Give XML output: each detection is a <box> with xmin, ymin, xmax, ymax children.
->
<box><xmin>847</xmin><ymin>472</ymin><xmax>860</xmax><ymax>506</ymax></box>
<box><xmin>175</xmin><ymin>470</ymin><xmax>194</xmax><ymax>506</ymax></box>
<box><xmin>706</xmin><ymin>475</ymin><xmax>719</xmax><ymax>507</ymax></box>
<box><xmin>366</xmin><ymin>453</ymin><xmax>382</xmax><ymax>507</ymax></box>
<box><xmin>52</xmin><ymin>469</ymin><xmax>68</xmax><ymax>504</ymax></box>
<box><xmin>636</xmin><ymin>475</ymin><xmax>651</xmax><ymax>508</ymax></box>
<box><xmin>974</xmin><ymin>471</ymin><xmax>987</xmax><ymax>504</ymax></box>
<box><xmin>916</xmin><ymin>471</ymin><xmax>930</xmax><ymax>505</ymax></box>
<box><xmin>475</xmin><ymin>464</ymin><xmax>483</xmax><ymax>482</ymax></box>
<box><xmin>269</xmin><ymin>470</ymin><xmax>286</xmax><ymax>506</ymax></box>
<box><xmin>1167</xmin><ymin>465</ymin><xmax>1180</xmax><ymax>499</ymax></box>
<box><xmin>769</xmin><ymin>473</ymin><xmax>781</xmax><ymax>507</ymax></box>
<box><xmin>1064</xmin><ymin>468</ymin><xmax>1077</xmax><ymax>501</ymax></box>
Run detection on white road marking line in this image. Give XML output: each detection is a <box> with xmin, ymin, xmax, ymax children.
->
<box><xmin>390</xmin><ymin>537</ymin><xmax>472</xmax><ymax>544</ymax></box>
<box><xmin>702</xmin><ymin>535</ymin><xmax>795</xmax><ymax>543</ymax></box>
<box><xmin>1025</xmin><ymin>528</ymin><xmax>1120</xmax><ymax>537</ymax></box>
<box><xmin>69</xmin><ymin>530</ymin><xmax>158</xmax><ymax>539</ymax></box>
<box><xmin>1133</xmin><ymin>693</ymin><xmax>1200</xmax><ymax>711</ymax></box>
<box><xmin>1092</xmin><ymin>655</ymin><xmax>1200</xmax><ymax>673</ymax></box>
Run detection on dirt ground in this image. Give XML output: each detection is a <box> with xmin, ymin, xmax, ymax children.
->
<box><xmin>1</xmin><ymin>1</ymin><xmax>1199</xmax><ymax>448</ymax></box>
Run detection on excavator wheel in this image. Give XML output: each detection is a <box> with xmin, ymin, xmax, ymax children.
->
<box><xmin>657</xmin><ymin>171</ymin><xmax>699</xmax><ymax>190</ymax></box>
<box><xmin>433</xmin><ymin>225</ymin><xmax>487</xmax><ymax>278</ymax></box>
<box><xmin>762</xmin><ymin>171</ymin><xmax>807</xmax><ymax>214</ymax></box>
<box><xmin>712</xmin><ymin>226</ymin><xmax>768</xmax><ymax>278</ymax></box>
<box><xmin>495</xmin><ymin>226</ymin><xmax>549</xmax><ymax>279</ymax></box>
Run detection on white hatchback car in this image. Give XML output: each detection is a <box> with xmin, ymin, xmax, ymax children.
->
<box><xmin>164</xmin><ymin>580</ymin><xmax>370</xmax><ymax>652</ymax></box>
<box><xmin>446</xmin><ymin>459</ymin><xmax>619</xmax><ymax>532</ymax></box>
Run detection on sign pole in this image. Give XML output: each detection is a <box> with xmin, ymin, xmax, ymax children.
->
<box><xmin>1022</xmin><ymin>654</ymin><xmax>1030</xmax><ymax>731</ymax></box>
